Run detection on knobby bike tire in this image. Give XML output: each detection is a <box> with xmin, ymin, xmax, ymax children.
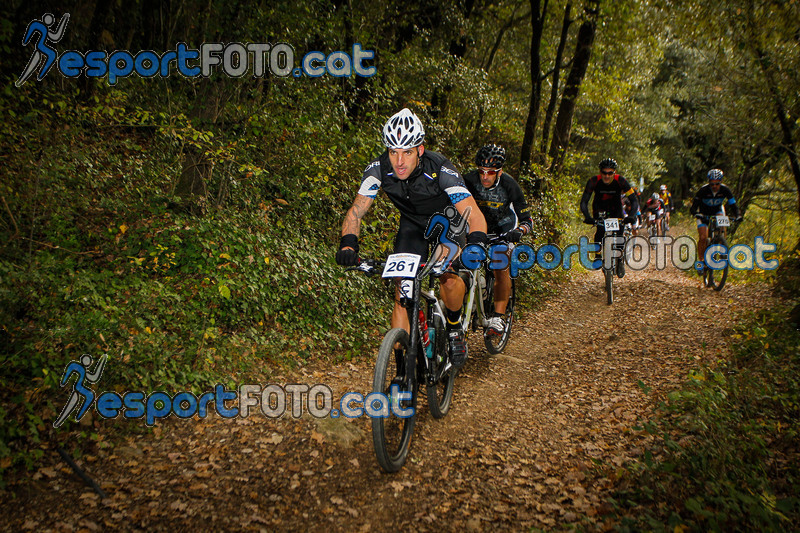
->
<box><xmin>426</xmin><ymin>313</ymin><xmax>455</xmax><ymax>419</ymax></box>
<box><xmin>372</xmin><ymin>328</ymin><xmax>417</xmax><ymax>473</ymax></box>
<box><xmin>605</xmin><ymin>265</ymin><xmax>614</xmax><ymax>305</ymax></box>
<box><xmin>705</xmin><ymin>235</ymin><xmax>729</xmax><ymax>291</ymax></box>
<box><xmin>484</xmin><ymin>277</ymin><xmax>515</xmax><ymax>354</ymax></box>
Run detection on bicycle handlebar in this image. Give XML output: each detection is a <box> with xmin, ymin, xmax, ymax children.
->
<box><xmin>345</xmin><ymin>258</ymin><xmax>385</xmax><ymax>275</ymax></box>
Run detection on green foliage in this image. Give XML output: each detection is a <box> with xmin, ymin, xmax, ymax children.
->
<box><xmin>612</xmin><ymin>307</ymin><xmax>800</xmax><ymax>530</ymax></box>
<box><xmin>0</xmin><ymin>79</ymin><xmax>394</xmax><ymax>476</ymax></box>
<box><xmin>0</xmin><ymin>0</ymin><xmax>793</xmax><ymax>490</ymax></box>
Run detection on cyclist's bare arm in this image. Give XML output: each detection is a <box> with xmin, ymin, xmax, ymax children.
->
<box><xmin>453</xmin><ymin>196</ymin><xmax>488</xmax><ymax>234</ymax></box>
<box><xmin>341</xmin><ymin>194</ymin><xmax>374</xmax><ymax>241</ymax></box>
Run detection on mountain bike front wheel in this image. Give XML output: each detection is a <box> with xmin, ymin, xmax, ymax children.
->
<box><xmin>604</xmin><ymin>265</ymin><xmax>614</xmax><ymax>305</ymax></box>
<box><xmin>372</xmin><ymin>328</ymin><xmax>417</xmax><ymax>473</ymax></box>
<box><xmin>426</xmin><ymin>313</ymin><xmax>455</xmax><ymax>419</ymax></box>
<box><xmin>704</xmin><ymin>235</ymin><xmax>729</xmax><ymax>291</ymax></box>
<box><xmin>483</xmin><ymin>276</ymin><xmax>515</xmax><ymax>354</ymax></box>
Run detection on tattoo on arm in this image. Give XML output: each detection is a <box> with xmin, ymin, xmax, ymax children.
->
<box><xmin>342</xmin><ymin>195</ymin><xmax>374</xmax><ymax>236</ymax></box>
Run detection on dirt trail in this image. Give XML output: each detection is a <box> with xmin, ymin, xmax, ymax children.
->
<box><xmin>2</xmin><ymin>245</ymin><xmax>773</xmax><ymax>532</ymax></box>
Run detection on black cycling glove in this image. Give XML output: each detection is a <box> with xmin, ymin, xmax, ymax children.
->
<box><xmin>452</xmin><ymin>231</ymin><xmax>489</xmax><ymax>271</ymax></box>
<box><xmin>336</xmin><ymin>234</ymin><xmax>359</xmax><ymax>266</ymax></box>
<box><xmin>502</xmin><ymin>229</ymin><xmax>523</xmax><ymax>243</ymax></box>
<box><xmin>467</xmin><ymin>231</ymin><xmax>489</xmax><ymax>247</ymax></box>
<box><xmin>583</xmin><ymin>217</ymin><xmax>596</xmax><ymax>225</ymax></box>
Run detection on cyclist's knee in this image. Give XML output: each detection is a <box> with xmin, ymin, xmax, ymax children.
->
<box><xmin>440</xmin><ymin>273</ymin><xmax>464</xmax><ymax>290</ymax></box>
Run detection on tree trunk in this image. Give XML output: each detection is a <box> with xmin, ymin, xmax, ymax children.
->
<box><xmin>474</xmin><ymin>2</ymin><xmax>527</xmax><ymax>139</ymax></box>
<box><xmin>733</xmin><ymin>143</ymin><xmax>782</xmax><ymax>220</ymax></box>
<box><xmin>79</xmin><ymin>0</ymin><xmax>113</xmax><ymax>97</ymax></box>
<box><xmin>139</xmin><ymin>0</ymin><xmax>165</xmax><ymax>50</ymax></box>
<box><xmin>174</xmin><ymin>149</ymin><xmax>211</xmax><ymax>215</ymax></box>
<box><xmin>754</xmin><ymin>48</ymin><xmax>800</xmax><ymax>246</ymax></box>
<box><xmin>774</xmin><ymin>100</ymin><xmax>800</xmax><ymax>217</ymax></box>
<box><xmin>519</xmin><ymin>0</ymin><xmax>548</xmax><ymax>173</ymax></box>
<box><xmin>431</xmin><ymin>0</ymin><xmax>476</xmax><ymax>122</ymax></box>
<box><xmin>173</xmin><ymin>82</ymin><xmax>224</xmax><ymax>215</ymax></box>
<box><xmin>538</xmin><ymin>1</ymin><xmax>571</xmax><ymax>166</ymax></box>
<box><xmin>484</xmin><ymin>2</ymin><xmax>527</xmax><ymax>73</ymax></box>
<box><xmin>548</xmin><ymin>7</ymin><xmax>598</xmax><ymax>174</ymax></box>
<box><xmin>745</xmin><ymin>0</ymin><xmax>800</xmax><ymax>248</ymax></box>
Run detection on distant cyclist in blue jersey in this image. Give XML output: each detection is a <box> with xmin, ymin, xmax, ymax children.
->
<box><xmin>690</xmin><ymin>169</ymin><xmax>742</xmax><ymax>273</ymax></box>
<box><xmin>336</xmin><ymin>108</ymin><xmax>488</xmax><ymax>369</ymax></box>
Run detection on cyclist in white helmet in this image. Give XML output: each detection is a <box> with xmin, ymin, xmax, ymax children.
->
<box><xmin>336</xmin><ymin>108</ymin><xmax>488</xmax><ymax>369</ymax></box>
<box><xmin>642</xmin><ymin>192</ymin><xmax>666</xmax><ymax>237</ymax></box>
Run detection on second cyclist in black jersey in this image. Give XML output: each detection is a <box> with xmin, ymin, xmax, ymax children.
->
<box><xmin>463</xmin><ymin>144</ymin><xmax>533</xmax><ymax>334</ymax></box>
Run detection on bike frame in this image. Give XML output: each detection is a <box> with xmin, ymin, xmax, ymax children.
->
<box><xmin>596</xmin><ymin>215</ymin><xmax>625</xmax><ymax>268</ymax></box>
<box><xmin>700</xmin><ymin>211</ymin><xmax>730</xmax><ymax>254</ymax></box>
<box><xmin>412</xmin><ymin>277</ymin><xmax>449</xmax><ymax>383</ymax></box>
<box><xmin>708</xmin><ymin>216</ymin><xmax>726</xmax><ymax>241</ymax></box>
<box><xmin>400</xmin><ymin>265</ymin><xmax>454</xmax><ymax>384</ymax></box>
<box><xmin>459</xmin><ymin>267</ymin><xmax>491</xmax><ymax>333</ymax></box>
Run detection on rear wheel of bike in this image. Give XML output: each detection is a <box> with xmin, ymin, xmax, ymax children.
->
<box><xmin>483</xmin><ymin>276</ymin><xmax>515</xmax><ymax>354</ymax></box>
<box><xmin>426</xmin><ymin>313</ymin><xmax>455</xmax><ymax>419</ymax></box>
<box><xmin>372</xmin><ymin>328</ymin><xmax>417</xmax><ymax>473</ymax></box>
<box><xmin>704</xmin><ymin>235</ymin><xmax>729</xmax><ymax>291</ymax></box>
<box><xmin>604</xmin><ymin>265</ymin><xmax>614</xmax><ymax>305</ymax></box>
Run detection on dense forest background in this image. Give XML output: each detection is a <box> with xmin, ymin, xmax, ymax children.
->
<box><xmin>1</xmin><ymin>0</ymin><xmax>799</xmax><ymax>523</ymax></box>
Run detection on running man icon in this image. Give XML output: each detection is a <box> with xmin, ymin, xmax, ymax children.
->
<box><xmin>16</xmin><ymin>12</ymin><xmax>70</xmax><ymax>87</ymax></box>
<box><xmin>53</xmin><ymin>353</ymin><xmax>108</xmax><ymax>428</ymax></box>
<box><xmin>421</xmin><ymin>205</ymin><xmax>471</xmax><ymax>276</ymax></box>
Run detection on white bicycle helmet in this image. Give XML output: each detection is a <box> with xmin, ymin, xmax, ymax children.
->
<box><xmin>382</xmin><ymin>108</ymin><xmax>425</xmax><ymax>149</ymax></box>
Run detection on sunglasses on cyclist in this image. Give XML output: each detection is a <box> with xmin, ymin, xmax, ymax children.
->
<box><xmin>479</xmin><ymin>168</ymin><xmax>499</xmax><ymax>176</ymax></box>
<box><xmin>600</xmin><ymin>170</ymin><xmax>615</xmax><ymax>175</ymax></box>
